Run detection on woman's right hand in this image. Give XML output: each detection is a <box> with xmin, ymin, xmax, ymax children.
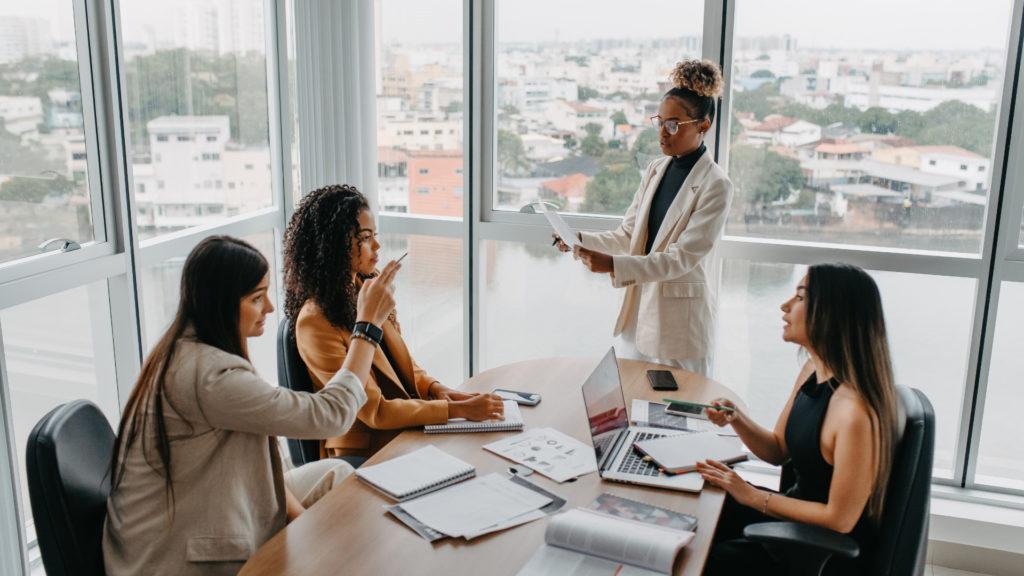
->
<box><xmin>356</xmin><ymin>260</ymin><xmax>400</xmax><ymax>327</ymax></box>
<box><xmin>552</xmin><ymin>234</ymin><xmax>571</xmax><ymax>253</ymax></box>
<box><xmin>705</xmin><ymin>398</ymin><xmax>740</xmax><ymax>428</ymax></box>
<box><xmin>448</xmin><ymin>393</ymin><xmax>505</xmax><ymax>421</ymax></box>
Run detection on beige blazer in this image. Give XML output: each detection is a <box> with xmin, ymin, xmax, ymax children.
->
<box><xmin>579</xmin><ymin>152</ymin><xmax>733</xmax><ymax>360</ymax></box>
<box><xmin>296</xmin><ymin>300</ymin><xmax>448</xmax><ymax>459</ymax></box>
<box><xmin>102</xmin><ymin>334</ymin><xmax>367</xmax><ymax>576</ymax></box>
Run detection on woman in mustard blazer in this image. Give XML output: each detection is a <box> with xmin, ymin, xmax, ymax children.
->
<box><xmin>283</xmin><ymin>184</ymin><xmax>504</xmax><ymax>459</ymax></box>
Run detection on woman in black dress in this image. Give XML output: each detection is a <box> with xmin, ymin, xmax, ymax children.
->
<box><xmin>697</xmin><ymin>263</ymin><xmax>899</xmax><ymax>575</ymax></box>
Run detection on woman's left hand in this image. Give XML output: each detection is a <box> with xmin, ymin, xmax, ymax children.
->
<box><xmin>429</xmin><ymin>383</ymin><xmax>477</xmax><ymax>402</ymax></box>
<box><xmin>696</xmin><ymin>459</ymin><xmax>761</xmax><ymax>508</ymax></box>
<box><xmin>574</xmin><ymin>245</ymin><xmax>614</xmax><ymax>274</ymax></box>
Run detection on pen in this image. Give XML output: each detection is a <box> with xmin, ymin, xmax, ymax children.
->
<box><xmin>662</xmin><ymin>398</ymin><xmax>736</xmax><ymax>413</ymax></box>
<box><xmin>396</xmin><ymin>252</ymin><xmax>408</xmax><ymax>264</ymax></box>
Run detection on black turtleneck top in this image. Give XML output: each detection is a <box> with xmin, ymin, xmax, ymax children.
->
<box><xmin>644</xmin><ymin>142</ymin><xmax>706</xmax><ymax>255</ymax></box>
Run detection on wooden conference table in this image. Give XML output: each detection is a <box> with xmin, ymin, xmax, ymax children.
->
<box><xmin>240</xmin><ymin>357</ymin><xmax>746</xmax><ymax>576</ymax></box>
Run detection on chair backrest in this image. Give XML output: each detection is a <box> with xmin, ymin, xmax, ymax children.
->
<box><xmin>869</xmin><ymin>386</ymin><xmax>934</xmax><ymax>576</ymax></box>
<box><xmin>26</xmin><ymin>400</ymin><xmax>114</xmax><ymax>576</ymax></box>
<box><xmin>277</xmin><ymin>316</ymin><xmax>322</xmax><ymax>466</ymax></box>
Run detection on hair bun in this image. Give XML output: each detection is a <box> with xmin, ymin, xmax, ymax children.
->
<box><xmin>670</xmin><ymin>59</ymin><xmax>723</xmax><ymax>98</ymax></box>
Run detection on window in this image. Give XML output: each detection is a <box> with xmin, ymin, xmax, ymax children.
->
<box><xmin>975</xmin><ymin>281</ymin><xmax>1024</xmax><ymax>490</ymax></box>
<box><xmin>0</xmin><ymin>1</ymin><xmax>99</xmax><ymax>265</ymax></box>
<box><xmin>376</xmin><ymin>0</ymin><xmax>464</xmax><ymax>217</ymax></box>
<box><xmin>2</xmin><ymin>283</ymin><xmax>120</xmax><ymax>543</ymax></box>
<box><xmin>727</xmin><ymin>0</ymin><xmax>1012</xmax><ymax>255</ymax></box>
<box><xmin>493</xmin><ymin>0</ymin><xmax>704</xmax><ymax>216</ymax></box>
<box><xmin>480</xmin><ymin>238</ymin><xmax>620</xmax><ymax>369</ymax></box>
<box><xmin>120</xmin><ymin>0</ymin><xmax>274</xmax><ymax>241</ymax></box>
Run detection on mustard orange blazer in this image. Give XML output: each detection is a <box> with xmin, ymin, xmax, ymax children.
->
<box><xmin>295</xmin><ymin>300</ymin><xmax>449</xmax><ymax>458</ymax></box>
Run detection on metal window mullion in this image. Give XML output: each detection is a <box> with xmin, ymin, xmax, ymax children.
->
<box><xmin>266</xmin><ymin>0</ymin><xmax>291</xmax><ymax>226</ymax></box>
<box><xmin>469</xmin><ymin>0</ymin><xmax>493</xmax><ymax>377</ymax></box>
<box><xmin>701</xmin><ymin>0</ymin><xmax>729</xmax><ymax>164</ymax></box>
<box><xmin>0</xmin><ymin>254</ymin><xmax>125</xmax><ymax>311</ymax></box>
<box><xmin>74</xmin><ymin>0</ymin><xmax>110</xmax><ymax>248</ymax></box>
<box><xmin>960</xmin><ymin>0</ymin><xmax>1024</xmax><ymax>488</ymax></box>
<box><xmin>136</xmin><ymin>209</ymin><xmax>281</xmax><ymax>267</ymax></box>
<box><xmin>0</xmin><ymin>324</ymin><xmax>28</xmax><ymax>576</ymax></box>
<box><xmin>0</xmin><ymin>242</ymin><xmax>115</xmax><ymax>287</ymax></box>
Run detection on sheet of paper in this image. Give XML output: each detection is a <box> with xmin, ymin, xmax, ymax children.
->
<box><xmin>516</xmin><ymin>545</ymin><xmax>662</xmax><ymax>576</ymax></box>
<box><xmin>398</xmin><ymin>473</ymin><xmax>551</xmax><ymax>538</ymax></box>
<box><xmin>542</xmin><ymin>206</ymin><xmax>578</xmax><ymax>248</ymax></box>
<box><xmin>461</xmin><ymin>509</ymin><xmax>546</xmax><ymax>540</ymax></box>
<box><xmin>484</xmin><ymin>428</ymin><xmax>598</xmax><ymax>483</ymax></box>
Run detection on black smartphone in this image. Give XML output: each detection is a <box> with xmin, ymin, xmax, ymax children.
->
<box><xmin>646</xmin><ymin>369</ymin><xmax>678</xmax><ymax>391</ymax></box>
<box><xmin>492</xmin><ymin>388</ymin><xmax>542</xmax><ymax>406</ymax></box>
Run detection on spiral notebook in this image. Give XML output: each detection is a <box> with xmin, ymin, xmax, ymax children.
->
<box><xmin>355</xmin><ymin>445</ymin><xmax>476</xmax><ymax>501</ymax></box>
<box><xmin>423</xmin><ymin>400</ymin><xmax>524</xmax><ymax>434</ymax></box>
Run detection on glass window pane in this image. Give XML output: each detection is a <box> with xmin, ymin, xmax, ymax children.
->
<box><xmin>285</xmin><ymin>0</ymin><xmax>301</xmax><ymax>205</ymax></box>
<box><xmin>727</xmin><ymin>0</ymin><xmax>1013</xmax><ymax>254</ymax></box>
<box><xmin>0</xmin><ymin>1</ymin><xmax>97</xmax><ymax>264</ymax></box>
<box><xmin>139</xmin><ymin>231</ymin><xmax>279</xmax><ymax>382</ymax></box>
<box><xmin>1</xmin><ymin>282</ymin><xmax>119</xmax><ymax>541</ymax></box>
<box><xmin>119</xmin><ymin>0</ymin><xmax>273</xmax><ymax>241</ymax></box>
<box><xmin>381</xmin><ymin>232</ymin><xmax>464</xmax><ymax>385</ymax></box>
<box><xmin>494</xmin><ymin>0</ymin><xmax>704</xmax><ymax>215</ymax></box>
<box><xmin>376</xmin><ymin>0</ymin><xmax>464</xmax><ymax>217</ymax></box>
<box><xmin>480</xmin><ymin>238</ymin><xmax>620</xmax><ymax>369</ymax></box>
<box><xmin>976</xmin><ymin>281</ymin><xmax>1024</xmax><ymax>490</ymax></box>
<box><xmin>715</xmin><ymin>260</ymin><xmax>974</xmax><ymax>478</ymax></box>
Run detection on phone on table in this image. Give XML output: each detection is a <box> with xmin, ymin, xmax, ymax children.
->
<box><xmin>646</xmin><ymin>369</ymin><xmax>678</xmax><ymax>391</ymax></box>
<box><xmin>492</xmin><ymin>389</ymin><xmax>541</xmax><ymax>406</ymax></box>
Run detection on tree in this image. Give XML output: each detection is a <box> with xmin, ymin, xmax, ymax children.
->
<box><xmin>0</xmin><ymin>175</ymin><xmax>74</xmax><ymax>203</ymax></box>
<box><xmin>858</xmin><ymin>107</ymin><xmax>898</xmax><ymax>134</ymax></box>
<box><xmin>580</xmin><ymin>122</ymin><xmax>606</xmax><ymax>157</ymax></box>
<box><xmin>729</xmin><ymin>145</ymin><xmax>804</xmax><ymax>205</ymax></box>
<box><xmin>578</xmin><ymin>86</ymin><xmax>599</xmax><ymax>101</ymax></box>
<box><xmin>497</xmin><ymin>129</ymin><xmax>530</xmax><ymax>175</ymax></box>
<box><xmin>443</xmin><ymin>101</ymin><xmax>463</xmax><ymax>114</ymax></box>
<box><xmin>913</xmin><ymin>100</ymin><xmax>995</xmax><ymax>156</ymax></box>
<box><xmin>581</xmin><ymin>162</ymin><xmax>638</xmax><ymax>215</ymax></box>
<box><xmin>732</xmin><ymin>83</ymin><xmax>780</xmax><ymax>120</ymax></box>
<box><xmin>610</xmin><ymin>111</ymin><xmax>628</xmax><ymax>126</ymax></box>
<box><xmin>750</xmin><ymin>69</ymin><xmax>776</xmax><ymax>79</ymax></box>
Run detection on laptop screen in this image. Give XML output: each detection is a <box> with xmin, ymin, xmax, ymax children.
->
<box><xmin>581</xmin><ymin>348</ymin><xmax>629</xmax><ymax>464</ymax></box>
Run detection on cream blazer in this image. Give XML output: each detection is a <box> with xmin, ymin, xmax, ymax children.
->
<box><xmin>102</xmin><ymin>334</ymin><xmax>367</xmax><ymax>576</ymax></box>
<box><xmin>579</xmin><ymin>152</ymin><xmax>733</xmax><ymax>361</ymax></box>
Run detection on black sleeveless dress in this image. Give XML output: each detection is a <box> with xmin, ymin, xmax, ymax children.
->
<box><xmin>704</xmin><ymin>373</ymin><xmax>873</xmax><ymax>576</ymax></box>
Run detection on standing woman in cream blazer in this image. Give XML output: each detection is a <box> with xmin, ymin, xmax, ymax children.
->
<box><xmin>103</xmin><ymin>236</ymin><xmax>401</xmax><ymax>575</ymax></box>
<box><xmin>557</xmin><ymin>59</ymin><xmax>732</xmax><ymax>375</ymax></box>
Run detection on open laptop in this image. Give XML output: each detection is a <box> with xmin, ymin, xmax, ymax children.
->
<box><xmin>580</xmin><ymin>347</ymin><xmax>704</xmax><ymax>492</ymax></box>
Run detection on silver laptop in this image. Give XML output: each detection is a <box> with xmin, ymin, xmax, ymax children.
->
<box><xmin>581</xmin><ymin>348</ymin><xmax>704</xmax><ymax>492</ymax></box>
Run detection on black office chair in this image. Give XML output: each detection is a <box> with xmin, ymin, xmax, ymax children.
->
<box><xmin>26</xmin><ymin>400</ymin><xmax>114</xmax><ymax>576</ymax></box>
<box><xmin>277</xmin><ymin>316</ymin><xmax>322</xmax><ymax>467</ymax></box>
<box><xmin>743</xmin><ymin>385</ymin><xmax>934</xmax><ymax>576</ymax></box>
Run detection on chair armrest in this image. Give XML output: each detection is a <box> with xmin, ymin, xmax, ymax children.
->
<box><xmin>743</xmin><ymin>522</ymin><xmax>860</xmax><ymax>559</ymax></box>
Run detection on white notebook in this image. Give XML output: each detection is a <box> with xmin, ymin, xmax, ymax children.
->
<box><xmin>355</xmin><ymin>445</ymin><xmax>476</xmax><ymax>501</ymax></box>
<box><xmin>424</xmin><ymin>400</ymin><xmax>524</xmax><ymax>434</ymax></box>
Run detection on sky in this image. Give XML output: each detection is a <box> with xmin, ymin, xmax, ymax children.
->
<box><xmin>0</xmin><ymin>0</ymin><xmax>1013</xmax><ymax>54</ymax></box>
<box><xmin>379</xmin><ymin>0</ymin><xmax>1014</xmax><ymax>51</ymax></box>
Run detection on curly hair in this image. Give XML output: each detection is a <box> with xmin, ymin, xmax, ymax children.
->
<box><xmin>665</xmin><ymin>58</ymin><xmax>724</xmax><ymax>125</ymax></box>
<box><xmin>283</xmin><ymin>184</ymin><xmax>370</xmax><ymax>331</ymax></box>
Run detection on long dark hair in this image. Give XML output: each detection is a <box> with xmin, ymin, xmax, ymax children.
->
<box><xmin>109</xmin><ymin>235</ymin><xmax>269</xmax><ymax>512</ymax></box>
<box><xmin>283</xmin><ymin>184</ymin><xmax>369</xmax><ymax>330</ymax></box>
<box><xmin>805</xmin><ymin>263</ymin><xmax>898</xmax><ymax>522</ymax></box>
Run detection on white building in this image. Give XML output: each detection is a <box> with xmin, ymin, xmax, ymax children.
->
<box><xmin>521</xmin><ymin>133</ymin><xmax>567</xmax><ymax>162</ymax></box>
<box><xmin>0</xmin><ymin>17</ymin><xmax>50</xmax><ymax>65</ymax></box>
<box><xmin>377</xmin><ymin>115</ymin><xmax>461</xmax><ymax>151</ymax></box>
<box><xmin>498</xmin><ymin>77</ymin><xmax>578</xmax><ymax>112</ymax></box>
<box><xmin>745</xmin><ymin>115</ymin><xmax>820</xmax><ymax>148</ymax></box>
<box><xmin>544</xmin><ymin>100</ymin><xmax>607</xmax><ymax>137</ymax></box>
<box><xmin>0</xmin><ymin>96</ymin><xmax>43</xmax><ymax>141</ymax></box>
<box><xmin>831</xmin><ymin>76</ymin><xmax>998</xmax><ymax>113</ymax></box>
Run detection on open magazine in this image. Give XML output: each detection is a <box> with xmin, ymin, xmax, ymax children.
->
<box><xmin>516</xmin><ymin>508</ymin><xmax>695</xmax><ymax>576</ymax></box>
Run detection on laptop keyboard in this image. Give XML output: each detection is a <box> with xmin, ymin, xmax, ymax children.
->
<box><xmin>617</xmin><ymin>431</ymin><xmax>665</xmax><ymax>476</ymax></box>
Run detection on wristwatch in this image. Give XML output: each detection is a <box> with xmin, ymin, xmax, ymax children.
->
<box><xmin>352</xmin><ymin>321</ymin><xmax>383</xmax><ymax>346</ymax></box>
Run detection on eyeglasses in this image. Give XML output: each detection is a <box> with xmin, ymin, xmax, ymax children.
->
<box><xmin>650</xmin><ymin>115</ymin><xmax>701</xmax><ymax>135</ymax></box>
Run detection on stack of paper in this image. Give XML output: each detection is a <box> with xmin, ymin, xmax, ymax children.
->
<box><xmin>391</xmin><ymin>473</ymin><xmax>552</xmax><ymax>540</ymax></box>
<box><xmin>484</xmin><ymin>428</ymin><xmax>597</xmax><ymax>482</ymax></box>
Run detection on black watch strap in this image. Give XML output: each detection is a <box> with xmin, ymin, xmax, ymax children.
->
<box><xmin>353</xmin><ymin>321</ymin><xmax>384</xmax><ymax>345</ymax></box>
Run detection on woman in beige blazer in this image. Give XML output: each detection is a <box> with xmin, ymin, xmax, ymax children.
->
<box><xmin>557</xmin><ymin>59</ymin><xmax>733</xmax><ymax>375</ymax></box>
<box><xmin>284</xmin><ymin>184</ymin><xmax>504</xmax><ymax>459</ymax></box>
<box><xmin>103</xmin><ymin>236</ymin><xmax>401</xmax><ymax>575</ymax></box>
